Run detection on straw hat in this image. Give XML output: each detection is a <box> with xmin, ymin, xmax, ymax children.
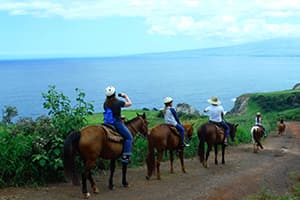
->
<box><xmin>256</xmin><ymin>112</ymin><xmax>261</xmax><ymax>116</ymax></box>
<box><xmin>208</xmin><ymin>96</ymin><xmax>221</xmax><ymax>105</ymax></box>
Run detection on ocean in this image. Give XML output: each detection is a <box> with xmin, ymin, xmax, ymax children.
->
<box><xmin>0</xmin><ymin>56</ymin><xmax>299</xmax><ymax>119</ymax></box>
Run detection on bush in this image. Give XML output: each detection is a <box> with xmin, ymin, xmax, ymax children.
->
<box><xmin>0</xmin><ymin>86</ymin><xmax>95</xmax><ymax>187</ymax></box>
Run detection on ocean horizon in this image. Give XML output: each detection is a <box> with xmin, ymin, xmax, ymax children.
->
<box><xmin>1</xmin><ymin>55</ymin><xmax>299</xmax><ymax>120</ymax></box>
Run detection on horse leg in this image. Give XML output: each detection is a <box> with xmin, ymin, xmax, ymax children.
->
<box><xmin>169</xmin><ymin>150</ymin><xmax>174</xmax><ymax>174</ymax></box>
<box><xmin>214</xmin><ymin>144</ymin><xmax>218</xmax><ymax>165</ymax></box>
<box><xmin>221</xmin><ymin>145</ymin><xmax>225</xmax><ymax>164</ymax></box>
<box><xmin>204</xmin><ymin>144</ymin><xmax>212</xmax><ymax>168</ymax></box>
<box><xmin>87</xmin><ymin>169</ymin><xmax>99</xmax><ymax>194</ymax></box>
<box><xmin>178</xmin><ymin>149</ymin><xmax>186</xmax><ymax>173</ymax></box>
<box><xmin>122</xmin><ymin>162</ymin><xmax>129</xmax><ymax>187</ymax></box>
<box><xmin>108</xmin><ymin>160</ymin><xmax>116</xmax><ymax>190</ymax></box>
<box><xmin>81</xmin><ymin>168</ymin><xmax>91</xmax><ymax>199</ymax></box>
<box><xmin>156</xmin><ymin>150</ymin><xmax>163</xmax><ymax>180</ymax></box>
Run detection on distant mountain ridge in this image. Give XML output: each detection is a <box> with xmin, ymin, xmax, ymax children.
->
<box><xmin>139</xmin><ymin>38</ymin><xmax>300</xmax><ymax>57</ymax></box>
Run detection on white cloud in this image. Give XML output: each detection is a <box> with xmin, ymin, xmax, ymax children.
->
<box><xmin>1</xmin><ymin>0</ymin><xmax>300</xmax><ymax>46</ymax></box>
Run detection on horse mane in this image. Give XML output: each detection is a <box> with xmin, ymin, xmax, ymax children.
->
<box><xmin>125</xmin><ymin>115</ymin><xmax>140</xmax><ymax>125</ymax></box>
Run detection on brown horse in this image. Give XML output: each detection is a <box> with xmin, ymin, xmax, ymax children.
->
<box><xmin>251</xmin><ymin>125</ymin><xmax>264</xmax><ymax>153</ymax></box>
<box><xmin>145</xmin><ymin>123</ymin><xmax>194</xmax><ymax>180</ymax></box>
<box><xmin>198</xmin><ymin>122</ymin><xmax>238</xmax><ymax>168</ymax></box>
<box><xmin>63</xmin><ymin>113</ymin><xmax>148</xmax><ymax>199</ymax></box>
<box><xmin>277</xmin><ymin>118</ymin><xmax>286</xmax><ymax>136</ymax></box>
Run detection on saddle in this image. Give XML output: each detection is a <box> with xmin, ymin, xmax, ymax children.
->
<box><xmin>101</xmin><ymin>123</ymin><xmax>123</xmax><ymax>143</ymax></box>
<box><xmin>165</xmin><ymin>124</ymin><xmax>180</xmax><ymax>137</ymax></box>
<box><xmin>209</xmin><ymin>121</ymin><xmax>224</xmax><ymax>136</ymax></box>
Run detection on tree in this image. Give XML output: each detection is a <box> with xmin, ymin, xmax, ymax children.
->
<box><xmin>2</xmin><ymin>105</ymin><xmax>18</xmax><ymax>124</ymax></box>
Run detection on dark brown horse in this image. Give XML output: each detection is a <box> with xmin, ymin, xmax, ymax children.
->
<box><xmin>277</xmin><ymin>118</ymin><xmax>286</xmax><ymax>136</ymax></box>
<box><xmin>251</xmin><ymin>125</ymin><xmax>264</xmax><ymax>153</ymax></box>
<box><xmin>63</xmin><ymin>113</ymin><xmax>148</xmax><ymax>199</ymax></box>
<box><xmin>145</xmin><ymin>123</ymin><xmax>194</xmax><ymax>180</ymax></box>
<box><xmin>198</xmin><ymin>122</ymin><xmax>238</xmax><ymax>168</ymax></box>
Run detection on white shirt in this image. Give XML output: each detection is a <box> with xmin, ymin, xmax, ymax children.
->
<box><xmin>204</xmin><ymin>105</ymin><xmax>224</xmax><ymax>123</ymax></box>
<box><xmin>164</xmin><ymin>107</ymin><xmax>178</xmax><ymax>126</ymax></box>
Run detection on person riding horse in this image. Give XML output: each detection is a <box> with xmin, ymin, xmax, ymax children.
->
<box><xmin>203</xmin><ymin>96</ymin><xmax>230</xmax><ymax>145</ymax></box>
<box><xmin>163</xmin><ymin>96</ymin><xmax>189</xmax><ymax>149</ymax></box>
<box><xmin>103</xmin><ymin>86</ymin><xmax>133</xmax><ymax>163</ymax></box>
<box><xmin>255</xmin><ymin>112</ymin><xmax>267</xmax><ymax>137</ymax></box>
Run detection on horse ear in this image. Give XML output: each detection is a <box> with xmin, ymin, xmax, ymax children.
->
<box><xmin>143</xmin><ymin>112</ymin><xmax>146</xmax><ymax>118</ymax></box>
<box><xmin>136</xmin><ymin>112</ymin><xmax>140</xmax><ymax>116</ymax></box>
<box><xmin>235</xmin><ymin>124</ymin><xmax>239</xmax><ymax>128</ymax></box>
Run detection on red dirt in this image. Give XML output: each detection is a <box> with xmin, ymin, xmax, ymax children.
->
<box><xmin>1</xmin><ymin>122</ymin><xmax>300</xmax><ymax>200</ymax></box>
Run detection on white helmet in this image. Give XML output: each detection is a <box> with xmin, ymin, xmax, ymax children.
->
<box><xmin>105</xmin><ymin>86</ymin><xmax>116</xmax><ymax>97</ymax></box>
<box><xmin>164</xmin><ymin>97</ymin><xmax>173</xmax><ymax>104</ymax></box>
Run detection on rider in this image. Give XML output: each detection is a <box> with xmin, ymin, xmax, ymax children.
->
<box><xmin>163</xmin><ymin>96</ymin><xmax>189</xmax><ymax>149</ymax></box>
<box><xmin>204</xmin><ymin>96</ymin><xmax>230</xmax><ymax>146</ymax></box>
<box><xmin>255</xmin><ymin>112</ymin><xmax>267</xmax><ymax>137</ymax></box>
<box><xmin>103</xmin><ymin>86</ymin><xmax>133</xmax><ymax>163</ymax></box>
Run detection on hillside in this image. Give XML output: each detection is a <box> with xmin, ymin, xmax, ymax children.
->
<box><xmin>230</xmin><ymin>89</ymin><xmax>300</xmax><ymax>121</ymax></box>
<box><xmin>137</xmin><ymin>38</ymin><xmax>300</xmax><ymax>58</ymax></box>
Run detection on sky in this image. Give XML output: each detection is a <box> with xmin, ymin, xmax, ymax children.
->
<box><xmin>0</xmin><ymin>0</ymin><xmax>300</xmax><ymax>59</ymax></box>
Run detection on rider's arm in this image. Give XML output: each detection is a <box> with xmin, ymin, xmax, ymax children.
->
<box><xmin>119</xmin><ymin>93</ymin><xmax>132</xmax><ymax>107</ymax></box>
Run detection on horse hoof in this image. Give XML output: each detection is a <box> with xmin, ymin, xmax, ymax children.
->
<box><xmin>82</xmin><ymin>192</ymin><xmax>90</xmax><ymax>199</ymax></box>
<box><xmin>108</xmin><ymin>184</ymin><xmax>114</xmax><ymax>190</ymax></box>
<box><xmin>146</xmin><ymin>176</ymin><xmax>150</xmax><ymax>180</ymax></box>
<box><xmin>123</xmin><ymin>183</ymin><xmax>130</xmax><ymax>188</ymax></box>
<box><xmin>93</xmin><ymin>186</ymin><xmax>99</xmax><ymax>194</ymax></box>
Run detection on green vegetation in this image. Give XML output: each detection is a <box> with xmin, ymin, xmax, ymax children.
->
<box><xmin>0</xmin><ymin>86</ymin><xmax>299</xmax><ymax>188</ymax></box>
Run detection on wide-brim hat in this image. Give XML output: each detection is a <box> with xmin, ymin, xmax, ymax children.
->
<box><xmin>208</xmin><ymin>96</ymin><xmax>221</xmax><ymax>105</ymax></box>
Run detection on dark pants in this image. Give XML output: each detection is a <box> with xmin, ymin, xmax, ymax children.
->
<box><xmin>176</xmin><ymin>124</ymin><xmax>185</xmax><ymax>145</ymax></box>
<box><xmin>113</xmin><ymin>121</ymin><xmax>133</xmax><ymax>155</ymax></box>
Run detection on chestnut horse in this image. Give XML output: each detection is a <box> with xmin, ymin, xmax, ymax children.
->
<box><xmin>145</xmin><ymin>123</ymin><xmax>194</xmax><ymax>180</ymax></box>
<box><xmin>198</xmin><ymin>122</ymin><xmax>238</xmax><ymax>168</ymax></box>
<box><xmin>63</xmin><ymin>113</ymin><xmax>148</xmax><ymax>199</ymax></box>
<box><xmin>251</xmin><ymin>125</ymin><xmax>264</xmax><ymax>153</ymax></box>
<box><xmin>277</xmin><ymin>118</ymin><xmax>286</xmax><ymax>136</ymax></box>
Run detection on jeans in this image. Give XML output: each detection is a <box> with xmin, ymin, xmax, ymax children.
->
<box><xmin>113</xmin><ymin>120</ymin><xmax>133</xmax><ymax>155</ymax></box>
<box><xmin>176</xmin><ymin>124</ymin><xmax>185</xmax><ymax>144</ymax></box>
<box><xmin>220</xmin><ymin>120</ymin><xmax>230</xmax><ymax>138</ymax></box>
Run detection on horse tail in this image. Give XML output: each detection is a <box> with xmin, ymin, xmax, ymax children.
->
<box><xmin>198</xmin><ymin>124</ymin><xmax>206</xmax><ymax>163</ymax></box>
<box><xmin>146</xmin><ymin>134</ymin><xmax>155</xmax><ymax>178</ymax></box>
<box><xmin>63</xmin><ymin>130</ymin><xmax>81</xmax><ymax>185</ymax></box>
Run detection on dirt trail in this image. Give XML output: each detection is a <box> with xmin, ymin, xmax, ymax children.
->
<box><xmin>1</xmin><ymin>122</ymin><xmax>300</xmax><ymax>200</ymax></box>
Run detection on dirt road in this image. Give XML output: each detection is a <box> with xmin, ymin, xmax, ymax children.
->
<box><xmin>1</xmin><ymin>122</ymin><xmax>300</xmax><ymax>200</ymax></box>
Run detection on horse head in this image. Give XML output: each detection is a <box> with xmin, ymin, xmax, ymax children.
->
<box><xmin>183</xmin><ymin>122</ymin><xmax>194</xmax><ymax>141</ymax></box>
<box><xmin>228</xmin><ymin>123</ymin><xmax>238</xmax><ymax>142</ymax></box>
<box><xmin>135</xmin><ymin>112</ymin><xmax>149</xmax><ymax>137</ymax></box>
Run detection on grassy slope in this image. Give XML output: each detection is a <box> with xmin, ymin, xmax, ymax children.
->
<box><xmin>87</xmin><ymin>89</ymin><xmax>300</xmax><ymax>145</ymax></box>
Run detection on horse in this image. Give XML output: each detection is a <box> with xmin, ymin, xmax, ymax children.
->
<box><xmin>145</xmin><ymin>123</ymin><xmax>194</xmax><ymax>180</ymax></box>
<box><xmin>250</xmin><ymin>125</ymin><xmax>264</xmax><ymax>153</ymax></box>
<box><xmin>277</xmin><ymin>118</ymin><xmax>286</xmax><ymax>136</ymax></box>
<box><xmin>198</xmin><ymin>122</ymin><xmax>238</xmax><ymax>168</ymax></box>
<box><xmin>63</xmin><ymin>113</ymin><xmax>148</xmax><ymax>199</ymax></box>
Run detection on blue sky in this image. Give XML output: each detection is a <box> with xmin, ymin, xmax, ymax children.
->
<box><xmin>0</xmin><ymin>0</ymin><xmax>300</xmax><ymax>59</ymax></box>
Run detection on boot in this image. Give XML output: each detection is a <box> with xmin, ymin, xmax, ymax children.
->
<box><xmin>120</xmin><ymin>154</ymin><xmax>131</xmax><ymax>164</ymax></box>
<box><xmin>223</xmin><ymin>138</ymin><xmax>228</xmax><ymax>146</ymax></box>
